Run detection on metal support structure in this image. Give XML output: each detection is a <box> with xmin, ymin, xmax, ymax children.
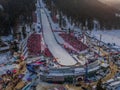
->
<box><xmin>98</xmin><ymin>34</ymin><xmax>102</xmax><ymax>55</ymax></box>
<box><xmin>85</xmin><ymin>61</ymin><xmax>88</xmax><ymax>83</ymax></box>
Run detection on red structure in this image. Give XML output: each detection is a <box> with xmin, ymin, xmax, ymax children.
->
<box><xmin>59</xmin><ymin>33</ymin><xmax>88</xmax><ymax>52</ymax></box>
<box><xmin>27</xmin><ymin>33</ymin><xmax>41</xmax><ymax>55</ymax></box>
<box><xmin>44</xmin><ymin>48</ymin><xmax>52</xmax><ymax>57</ymax></box>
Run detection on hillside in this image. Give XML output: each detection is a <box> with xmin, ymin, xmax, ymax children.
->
<box><xmin>52</xmin><ymin>0</ymin><xmax>120</xmax><ymax>29</ymax></box>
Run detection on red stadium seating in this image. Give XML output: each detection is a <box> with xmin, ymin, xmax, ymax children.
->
<box><xmin>59</xmin><ymin>33</ymin><xmax>88</xmax><ymax>52</ymax></box>
<box><xmin>44</xmin><ymin>48</ymin><xmax>53</xmax><ymax>57</ymax></box>
<box><xmin>27</xmin><ymin>33</ymin><xmax>41</xmax><ymax>55</ymax></box>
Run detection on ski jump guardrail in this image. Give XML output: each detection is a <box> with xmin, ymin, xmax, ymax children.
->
<box><xmin>40</xmin><ymin>60</ymin><xmax>100</xmax><ymax>80</ymax></box>
<box><xmin>19</xmin><ymin>32</ymin><xmax>33</xmax><ymax>60</ymax></box>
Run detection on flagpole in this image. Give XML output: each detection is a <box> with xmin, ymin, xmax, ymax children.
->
<box><xmin>98</xmin><ymin>34</ymin><xmax>102</xmax><ymax>55</ymax></box>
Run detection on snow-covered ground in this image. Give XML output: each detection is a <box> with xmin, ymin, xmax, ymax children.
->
<box><xmin>0</xmin><ymin>52</ymin><xmax>10</xmax><ymax>64</ymax></box>
<box><xmin>0</xmin><ymin>52</ymin><xmax>17</xmax><ymax>65</ymax></box>
<box><xmin>40</xmin><ymin>9</ymin><xmax>77</xmax><ymax>66</ymax></box>
<box><xmin>0</xmin><ymin>52</ymin><xmax>19</xmax><ymax>75</ymax></box>
<box><xmin>91</xmin><ymin>30</ymin><xmax>120</xmax><ymax>47</ymax></box>
<box><xmin>1</xmin><ymin>35</ymin><xmax>13</xmax><ymax>41</ymax></box>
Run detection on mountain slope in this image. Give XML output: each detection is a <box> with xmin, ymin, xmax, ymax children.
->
<box><xmin>53</xmin><ymin>0</ymin><xmax>120</xmax><ymax>29</ymax></box>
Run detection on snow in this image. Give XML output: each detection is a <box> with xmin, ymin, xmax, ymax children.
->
<box><xmin>0</xmin><ymin>52</ymin><xmax>14</xmax><ymax>65</ymax></box>
<box><xmin>110</xmin><ymin>81</ymin><xmax>120</xmax><ymax>86</ymax></box>
<box><xmin>1</xmin><ymin>35</ymin><xmax>13</xmax><ymax>41</ymax></box>
<box><xmin>22</xmin><ymin>71</ymin><xmax>31</xmax><ymax>81</ymax></box>
<box><xmin>88</xmin><ymin>66</ymin><xmax>100</xmax><ymax>72</ymax></box>
<box><xmin>0</xmin><ymin>64</ymin><xmax>18</xmax><ymax>75</ymax></box>
<box><xmin>0</xmin><ymin>46</ymin><xmax>9</xmax><ymax>51</ymax></box>
<box><xmin>45</xmin><ymin>9</ymin><xmax>60</xmax><ymax>31</ymax></box>
<box><xmin>54</xmin><ymin>32</ymin><xmax>65</xmax><ymax>44</ymax></box>
<box><xmin>101</xmin><ymin>63</ymin><xmax>109</xmax><ymax>68</ymax></box>
<box><xmin>40</xmin><ymin>0</ymin><xmax>61</xmax><ymax>31</ymax></box>
<box><xmin>41</xmin><ymin>34</ymin><xmax>46</xmax><ymax>52</ymax></box>
<box><xmin>48</xmin><ymin>72</ymin><xmax>74</xmax><ymax>76</ymax></box>
<box><xmin>64</xmin><ymin>15</ymin><xmax>74</xmax><ymax>30</ymax></box>
<box><xmin>91</xmin><ymin>30</ymin><xmax>120</xmax><ymax>47</ymax></box>
<box><xmin>40</xmin><ymin>9</ymin><xmax>77</xmax><ymax>66</ymax></box>
<box><xmin>0</xmin><ymin>53</ymin><xmax>9</xmax><ymax>64</ymax></box>
<box><xmin>106</xmin><ymin>79</ymin><xmax>114</xmax><ymax>83</ymax></box>
<box><xmin>73</xmin><ymin>55</ymin><xmax>86</xmax><ymax>65</ymax></box>
<box><xmin>74</xmin><ymin>68</ymin><xmax>85</xmax><ymax>74</ymax></box>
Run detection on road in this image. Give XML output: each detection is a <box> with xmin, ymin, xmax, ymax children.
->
<box><xmin>40</xmin><ymin>8</ymin><xmax>77</xmax><ymax>66</ymax></box>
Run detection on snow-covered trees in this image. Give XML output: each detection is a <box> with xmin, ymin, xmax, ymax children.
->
<box><xmin>52</xmin><ymin>0</ymin><xmax>120</xmax><ymax>30</ymax></box>
<box><xmin>0</xmin><ymin>0</ymin><xmax>36</xmax><ymax>35</ymax></box>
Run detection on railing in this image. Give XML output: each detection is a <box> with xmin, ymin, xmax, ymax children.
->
<box><xmin>19</xmin><ymin>30</ymin><xmax>33</xmax><ymax>59</ymax></box>
<box><xmin>0</xmin><ymin>46</ymin><xmax>9</xmax><ymax>51</ymax></box>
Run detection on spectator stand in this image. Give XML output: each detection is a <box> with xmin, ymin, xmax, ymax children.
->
<box><xmin>59</xmin><ymin>32</ymin><xmax>88</xmax><ymax>54</ymax></box>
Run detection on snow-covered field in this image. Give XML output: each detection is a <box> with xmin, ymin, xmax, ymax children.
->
<box><xmin>0</xmin><ymin>52</ymin><xmax>10</xmax><ymax>64</ymax></box>
<box><xmin>40</xmin><ymin>9</ymin><xmax>77</xmax><ymax>66</ymax></box>
<box><xmin>1</xmin><ymin>35</ymin><xmax>13</xmax><ymax>41</ymax></box>
<box><xmin>91</xmin><ymin>30</ymin><xmax>120</xmax><ymax>47</ymax></box>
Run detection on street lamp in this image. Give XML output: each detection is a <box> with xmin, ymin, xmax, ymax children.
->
<box><xmin>84</xmin><ymin>56</ymin><xmax>88</xmax><ymax>83</ymax></box>
<box><xmin>98</xmin><ymin>34</ymin><xmax>102</xmax><ymax>55</ymax></box>
<box><xmin>85</xmin><ymin>62</ymin><xmax>88</xmax><ymax>83</ymax></box>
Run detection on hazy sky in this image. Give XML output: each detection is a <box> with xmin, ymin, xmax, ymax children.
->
<box><xmin>99</xmin><ymin>0</ymin><xmax>120</xmax><ymax>4</ymax></box>
<box><xmin>99</xmin><ymin>0</ymin><xmax>120</xmax><ymax>8</ymax></box>
<box><xmin>100</xmin><ymin>0</ymin><xmax>120</xmax><ymax>2</ymax></box>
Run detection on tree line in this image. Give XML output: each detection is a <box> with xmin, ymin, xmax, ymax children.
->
<box><xmin>0</xmin><ymin>0</ymin><xmax>36</xmax><ymax>35</ymax></box>
<box><xmin>45</xmin><ymin>0</ymin><xmax>120</xmax><ymax>30</ymax></box>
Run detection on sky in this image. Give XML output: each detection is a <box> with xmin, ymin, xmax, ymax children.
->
<box><xmin>99</xmin><ymin>0</ymin><xmax>120</xmax><ymax>9</ymax></box>
<box><xmin>100</xmin><ymin>0</ymin><xmax>120</xmax><ymax>3</ymax></box>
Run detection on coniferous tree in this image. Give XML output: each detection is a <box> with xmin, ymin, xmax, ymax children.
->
<box><xmin>52</xmin><ymin>0</ymin><xmax>119</xmax><ymax>30</ymax></box>
<box><xmin>0</xmin><ymin>0</ymin><xmax>36</xmax><ymax>35</ymax></box>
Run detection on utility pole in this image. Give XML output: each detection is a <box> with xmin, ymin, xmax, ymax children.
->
<box><xmin>84</xmin><ymin>56</ymin><xmax>88</xmax><ymax>83</ymax></box>
<box><xmin>98</xmin><ymin>34</ymin><xmax>102</xmax><ymax>55</ymax></box>
<box><xmin>73</xmin><ymin>75</ymin><xmax>75</xmax><ymax>86</ymax></box>
<box><xmin>85</xmin><ymin>62</ymin><xmax>88</xmax><ymax>83</ymax></box>
<box><xmin>108</xmin><ymin>47</ymin><xmax>111</xmax><ymax>64</ymax></box>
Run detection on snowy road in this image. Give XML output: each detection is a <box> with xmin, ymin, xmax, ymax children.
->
<box><xmin>40</xmin><ymin>9</ymin><xmax>77</xmax><ymax>66</ymax></box>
